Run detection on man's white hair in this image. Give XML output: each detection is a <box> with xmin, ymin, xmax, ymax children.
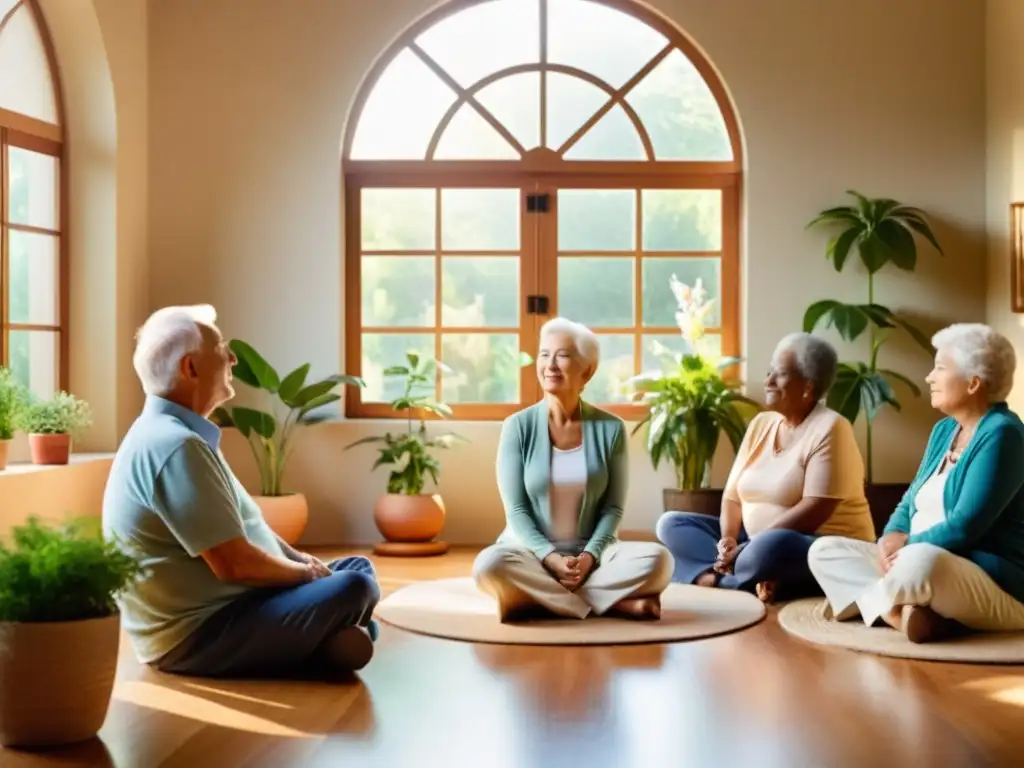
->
<box><xmin>932</xmin><ymin>323</ymin><xmax>1016</xmax><ymax>403</ymax></box>
<box><xmin>133</xmin><ymin>305</ymin><xmax>218</xmax><ymax>396</ymax></box>
<box><xmin>539</xmin><ymin>316</ymin><xmax>600</xmax><ymax>367</ymax></box>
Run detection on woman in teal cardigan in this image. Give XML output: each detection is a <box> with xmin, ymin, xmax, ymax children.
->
<box><xmin>808</xmin><ymin>323</ymin><xmax>1024</xmax><ymax>643</ymax></box>
<box><xmin>473</xmin><ymin>317</ymin><xmax>673</xmax><ymax>623</ymax></box>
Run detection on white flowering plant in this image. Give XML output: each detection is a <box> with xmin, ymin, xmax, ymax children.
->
<box><xmin>625</xmin><ymin>276</ymin><xmax>760</xmax><ymax>491</ymax></box>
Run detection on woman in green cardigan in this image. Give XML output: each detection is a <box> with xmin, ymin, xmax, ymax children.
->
<box><xmin>808</xmin><ymin>323</ymin><xmax>1024</xmax><ymax>643</ymax></box>
<box><xmin>473</xmin><ymin>317</ymin><xmax>674</xmax><ymax>623</ymax></box>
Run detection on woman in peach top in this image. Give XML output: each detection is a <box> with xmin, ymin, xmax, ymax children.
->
<box><xmin>656</xmin><ymin>332</ymin><xmax>875</xmax><ymax>602</ymax></box>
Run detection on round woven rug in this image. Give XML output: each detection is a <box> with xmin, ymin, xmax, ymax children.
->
<box><xmin>778</xmin><ymin>598</ymin><xmax>1024</xmax><ymax>664</ymax></box>
<box><xmin>374</xmin><ymin>577</ymin><xmax>766</xmax><ymax>645</ymax></box>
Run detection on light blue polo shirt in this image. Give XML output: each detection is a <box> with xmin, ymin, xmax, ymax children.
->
<box><xmin>102</xmin><ymin>396</ymin><xmax>286</xmax><ymax>664</ymax></box>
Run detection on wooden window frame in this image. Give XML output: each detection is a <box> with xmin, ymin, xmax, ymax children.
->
<box><xmin>0</xmin><ymin>0</ymin><xmax>68</xmax><ymax>394</ymax></box>
<box><xmin>342</xmin><ymin>0</ymin><xmax>743</xmax><ymax>422</ymax></box>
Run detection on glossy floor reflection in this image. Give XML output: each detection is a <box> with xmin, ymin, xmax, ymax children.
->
<box><xmin>3</xmin><ymin>548</ymin><xmax>1022</xmax><ymax>767</ymax></box>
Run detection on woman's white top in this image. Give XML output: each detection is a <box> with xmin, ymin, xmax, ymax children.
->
<box><xmin>549</xmin><ymin>443</ymin><xmax>587</xmax><ymax>546</ymax></box>
<box><xmin>910</xmin><ymin>430</ymin><xmax>960</xmax><ymax>536</ymax></box>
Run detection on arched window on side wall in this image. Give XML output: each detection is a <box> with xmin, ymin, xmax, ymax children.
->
<box><xmin>343</xmin><ymin>0</ymin><xmax>742</xmax><ymax>420</ymax></box>
<box><xmin>0</xmin><ymin>0</ymin><xmax>65</xmax><ymax>399</ymax></box>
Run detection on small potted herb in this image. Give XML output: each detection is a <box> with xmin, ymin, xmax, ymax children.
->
<box><xmin>0</xmin><ymin>367</ymin><xmax>28</xmax><ymax>471</ymax></box>
<box><xmin>15</xmin><ymin>391</ymin><xmax>92</xmax><ymax>465</ymax></box>
<box><xmin>0</xmin><ymin>516</ymin><xmax>143</xmax><ymax>747</ymax></box>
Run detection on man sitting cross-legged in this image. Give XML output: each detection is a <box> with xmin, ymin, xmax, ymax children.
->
<box><xmin>103</xmin><ymin>304</ymin><xmax>380</xmax><ymax>678</ymax></box>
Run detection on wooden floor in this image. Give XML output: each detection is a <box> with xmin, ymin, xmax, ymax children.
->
<box><xmin>3</xmin><ymin>547</ymin><xmax>1024</xmax><ymax>767</ymax></box>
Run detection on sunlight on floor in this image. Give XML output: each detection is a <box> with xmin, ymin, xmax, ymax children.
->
<box><xmin>179</xmin><ymin>680</ymin><xmax>296</xmax><ymax>710</ymax></box>
<box><xmin>114</xmin><ymin>680</ymin><xmax>312</xmax><ymax>737</ymax></box>
<box><xmin>957</xmin><ymin>675</ymin><xmax>1024</xmax><ymax>707</ymax></box>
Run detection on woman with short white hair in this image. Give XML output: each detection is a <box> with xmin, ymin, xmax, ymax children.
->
<box><xmin>657</xmin><ymin>332</ymin><xmax>874</xmax><ymax>602</ymax></box>
<box><xmin>473</xmin><ymin>317</ymin><xmax>674</xmax><ymax>622</ymax></box>
<box><xmin>809</xmin><ymin>323</ymin><xmax>1024</xmax><ymax>643</ymax></box>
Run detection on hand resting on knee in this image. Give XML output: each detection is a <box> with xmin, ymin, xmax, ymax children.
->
<box><xmin>202</xmin><ymin>537</ymin><xmax>325</xmax><ymax>587</ymax></box>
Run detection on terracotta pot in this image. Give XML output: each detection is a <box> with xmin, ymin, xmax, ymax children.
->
<box><xmin>0</xmin><ymin>439</ymin><xmax>9</xmax><ymax>471</ymax></box>
<box><xmin>663</xmin><ymin>487</ymin><xmax>723</xmax><ymax>517</ymax></box>
<box><xmin>253</xmin><ymin>493</ymin><xmax>309</xmax><ymax>545</ymax></box>
<box><xmin>374</xmin><ymin>493</ymin><xmax>446</xmax><ymax>542</ymax></box>
<box><xmin>28</xmin><ymin>433</ymin><xmax>71</xmax><ymax>465</ymax></box>
<box><xmin>0</xmin><ymin>613</ymin><xmax>119</xmax><ymax>748</ymax></box>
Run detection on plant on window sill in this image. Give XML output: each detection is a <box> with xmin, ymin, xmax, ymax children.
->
<box><xmin>625</xmin><ymin>276</ymin><xmax>760</xmax><ymax>500</ymax></box>
<box><xmin>803</xmin><ymin>190</ymin><xmax>943</xmax><ymax>485</ymax></box>
<box><xmin>0</xmin><ymin>367</ymin><xmax>29</xmax><ymax>471</ymax></box>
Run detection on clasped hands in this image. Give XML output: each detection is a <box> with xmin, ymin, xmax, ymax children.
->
<box><xmin>713</xmin><ymin>536</ymin><xmax>741</xmax><ymax>575</ymax></box>
<box><xmin>877</xmin><ymin>532</ymin><xmax>908</xmax><ymax>573</ymax></box>
<box><xmin>544</xmin><ymin>551</ymin><xmax>596</xmax><ymax>591</ymax></box>
<box><xmin>297</xmin><ymin>551</ymin><xmax>332</xmax><ymax>581</ymax></box>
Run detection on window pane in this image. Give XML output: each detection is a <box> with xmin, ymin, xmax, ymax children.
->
<box><xmin>8</xmin><ymin>329</ymin><xmax>58</xmax><ymax>401</ymax></box>
<box><xmin>557</xmin><ymin>189</ymin><xmax>634</xmax><ymax>251</ymax></box>
<box><xmin>545</xmin><ymin>72</ymin><xmax>608</xmax><ymax>151</ymax></box>
<box><xmin>361</xmin><ymin>256</ymin><xmax>434</xmax><ymax>328</ymax></box>
<box><xmin>642</xmin><ymin>257</ymin><xmax>721</xmax><ymax>327</ymax></box>
<box><xmin>0</xmin><ymin>6</ymin><xmax>58</xmax><ymax>124</ymax></box>
<box><xmin>415</xmin><ymin>0</ymin><xmax>539</xmax><ymax>88</ymax></box>
<box><xmin>361</xmin><ymin>333</ymin><xmax>435</xmax><ymax>402</ymax></box>
<box><xmin>588</xmin><ymin>334</ymin><xmax>633</xmax><ymax>403</ymax></box>
<box><xmin>628</xmin><ymin>50</ymin><xmax>732</xmax><ymax>161</ymax></box>
<box><xmin>8</xmin><ymin>148</ymin><xmax>59</xmax><ymax>230</ymax></box>
<box><xmin>434</xmin><ymin>104</ymin><xmax>518</xmax><ymax>160</ymax></box>
<box><xmin>442</xmin><ymin>256</ymin><xmax>518</xmax><ymax>328</ymax></box>
<box><xmin>8</xmin><ymin>230</ymin><xmax>59</xmax><ymax>325</ymax></box>
<box><xmin>547</xmin><ymin>0</ymin><xmax>668</xmax><ymax>90</ymax></box>
<box><xmin>441</xmin><ymin>188</ymin><xmax>519</xmax><ymax>251</ymax></box>
<box><xmin>350</xmin><ymin>49</ymin><xmax>456</xmax><ymax>160</ymax></box>
<box><xmin>564</xmin><ymin>103</ymin><xmax>645</xmax><ymax>161</ymax></box>
<box><xmin>441</xmin><ymin>333</ymin><xmax>519</xmax><ymax>404</ymax></box>
<box><xmin>558</xmin><ymin>257</ymin><xmax>633</xmax><ymax>328</ymax></box>
<box><xmin>361</xmin><ymin>188</ymin><xmax>435</xmax><ymax>251</ymax></box>
<box><xmin>642</xmin><ymin>190</ymin><xmax>722</xmax><ymax>251</ymax></box>
<box><xmin>476</xmin><ymin>72</ymin><xmax>540</xmax><ymax>151</ymax></box>
<box><xmin>641</xmin><ymin>333</ymin><xmax>722</xmax><ymax>373</ymax></box>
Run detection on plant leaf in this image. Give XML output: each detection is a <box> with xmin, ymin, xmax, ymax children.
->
<box><xmin>298</xmin><ymin>392</ymin><xmax>340</xmax><ymax>418</ymax></box>
<box><xmin>877</xmin><ymin>368</ymin><xmax>922</xmax><ymax>397</ymax></box>
<box><xmin>803</xmin><ymin>299</ymin><xmax>841</xmax><ymax>333</ymax></box>
<box><xmin>230</xmin><ymin>406</ymin><xmax>276</xmax><ymax>440</ymax></box>
<box><xmin>278</xmin><ymin>364</ymin><xmax>309</xmax><ymax>403</ymax></box>
<box><xmin>892</xmin><ymin>316</ymin><xmax>934</xmax><ymax>354</ymax></box>
<box><xmin>229</xmin><ymin>340</ymin><xmax>281</xmax><ymax>393</ymax></box>
<box><xmin>875</xmin><ymin>219</ymin><xmax>918</xmax><ymax>270</ymax></box>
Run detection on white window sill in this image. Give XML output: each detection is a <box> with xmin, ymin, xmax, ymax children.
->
<box><xmin>0</xmin><ymin>452</ymin><xmax>116</xmax><ymax>476</ymax></box>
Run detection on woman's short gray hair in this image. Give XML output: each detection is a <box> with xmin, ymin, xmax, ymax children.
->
<box><xmin>773</xmin><ymin>332</ymin><xmax>839</xmax><ymax>399</ymax></box>
<box><xmin>539</xmin><ymin>316</ymin><xmax>600</xmax><ymax>367</ymax></box>
<box><xmin>932</xmin><ymin>323</ymin><xmax>1016</xmax><ymax>402</ymax></box>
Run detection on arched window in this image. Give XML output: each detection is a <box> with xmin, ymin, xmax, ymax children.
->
<box><xmin>0</xmin><ymin>0</ymin><xmax>65</xmax><ymax>399</ymax></box>
<box><xmin>343</xmin><ymin>0</ymin><xmax>741</xmax><ymax>420</ymax></box>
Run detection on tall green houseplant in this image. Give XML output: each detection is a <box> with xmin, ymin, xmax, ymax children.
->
<box><xmin>803</xmin><ymin>190</ymin><xmax>943</xmax><ymax>483</ymax></box>
<box><xmin>212</xmin><ymin>340</ymin><xmax>364</xmax><ymax>496</ymax></box>
<box><xmin>626</xmin><ymin>277</ymin><xmax>760</xmax><ymax>505</ymax></box>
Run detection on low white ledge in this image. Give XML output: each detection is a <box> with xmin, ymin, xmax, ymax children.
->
<box><xmin>0</xmin><ymin>453</ymin><xmax>115</xmax><ymax>531</ymax></box>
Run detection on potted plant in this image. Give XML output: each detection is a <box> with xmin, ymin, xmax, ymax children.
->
<box><xmin>803</xmin><ymin>190</ymin><xmax>943</xmax><ymax>531</ymax></box>
<box><xmin>0</xmin><ymin>516</ymin><xmax>143</xmax><ymax>748</ymax></box>
<box><xmin>626</xmin><ymin>277</ymin><xmax>760</xmax><ymax>516</ymax></box>
<box><xmin>345</xmin><ymin>351</ymin><xmax>465</xmax><ymax>556</ymax></box>
<box><xmin>15</xmin><ymin>391</ymin><xmax>92</xmax><ymax>465</ymax></box>
<box><xmin>211</xmin><ymin>339</ymin><xmax>364</xmax><ymax>544</ymax></box>
<box><xmin>0</xmin><ymin>367</ymin><xmax>28</xmax><ymax>471</ymax></box>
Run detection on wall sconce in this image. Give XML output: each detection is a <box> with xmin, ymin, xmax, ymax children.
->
<box><xmin>1013</xmin><ymin>203</ymin><xmax>1024</xmax><ymax>312</ymax></box>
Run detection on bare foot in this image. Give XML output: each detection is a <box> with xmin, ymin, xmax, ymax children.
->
<box><xmin>902</xmin><ymin>605</ymin><xmax>958</xmax><ymax>644</ymax></box>
<box><xmin>695</xmin><ymin>571</ymin><xmax>719</xmax><ymax>588</ymax></box>
<box><xmin>611</xmin><ymin>595</ymin><xmax>661</xmax><ymax>620</ymax></box>
<box><xmin>755</xmin><ymin>581</ymin><xmax>777</xmax><ymax>603</ymax></box>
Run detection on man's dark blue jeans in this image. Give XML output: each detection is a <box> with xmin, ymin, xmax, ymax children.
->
<box><xmin>154</xmin><ymin>556</ymin><xmax>381</xmax><ymax>677</ymax></box>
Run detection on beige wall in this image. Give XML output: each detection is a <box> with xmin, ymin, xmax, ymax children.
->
<box><xmin>986</xmin><ymin>0</ymin><xmax>1024</xmax><ymax>410</ymax></box>
<box><xmin>0</xmin><ymin>456</ymin><xmax>112</xmax><ymax>531</ymax></box>
<box><xmin>143</xmin><ymin>0</ymin><xmax>987</xmax><ymax>546</ymax></box>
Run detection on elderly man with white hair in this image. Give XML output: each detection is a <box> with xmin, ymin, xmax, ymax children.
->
<box><xmin>473</xmin><ymin>317</ymin><xmax>674</xmax><ymax>622</ymax></box>
<box><xmin>103</xmin><ymin>305</ymin><xmax>381</xmax><ymax>678</ymax></box>
<box><xmin>809</xmin><ymin>323</ymin><xmax>1024</xmax><ymax>644</ymax></box>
